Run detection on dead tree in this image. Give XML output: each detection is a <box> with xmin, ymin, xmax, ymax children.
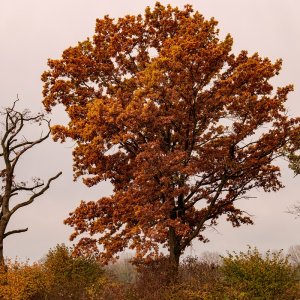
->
<box><xmin>0</xmin><ymin>99</ymin><xmax>62</xmax><ymax>267</ymax></box>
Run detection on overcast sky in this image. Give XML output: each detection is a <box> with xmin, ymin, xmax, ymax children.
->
<box><xmin>1</xmin><ymin>0</ymin><xmax>300</xmax><ymax>262</ymax></box>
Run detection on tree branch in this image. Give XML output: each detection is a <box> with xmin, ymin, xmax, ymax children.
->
<box><xmin>6</xmin><ymin>111</ymin><xmax>24</xmax><ymax>147</ymax></box>
<box><xmin>4</xmin><ymin>228</ymin><xmax>28</xmax><ymax>239</ymax></box>
<box><xmin>10</xmin><ymin>171</ymin><xmax>62</xmax><ymax>215</ymax></box>
<box><xmin>10</xmin><ymin>131</ymin><xmax>50</xmax><ymax>171</ymax></box>
<box><xmin>11</xmin><ymin>182</ymin><xmax>45</xmax><ymax>194</ymax></box>
<box><xmin>181</xmin><ymin>174</ymin><xmax>228</xmax><ymax>250</ymax></box>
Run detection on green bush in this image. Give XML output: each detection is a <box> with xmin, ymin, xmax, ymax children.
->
<box><xmin>221</xmin><ymin>246</ymin><xmax>299</xmax><ymax>299</ymax></box>
<box><xmin>42</xmin><ymin>244</ymin><xmax>105</xmax><ymax>299</ymax></box>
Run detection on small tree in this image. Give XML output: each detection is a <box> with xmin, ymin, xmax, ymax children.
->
<box><xmin>42</xmin><ymin>2</ymin><xmax>299</xmax><ymax>271</ymax></box>
<box><xmin>0</xmin><ymin>99</ymin><xmax>62</xmax><ymax>267</ymax></box>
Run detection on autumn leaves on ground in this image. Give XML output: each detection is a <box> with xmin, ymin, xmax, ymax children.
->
<box><xmin>1</xmin><ymin>2</ymin><xmax>300</xmax><ymax>299</ymax></box>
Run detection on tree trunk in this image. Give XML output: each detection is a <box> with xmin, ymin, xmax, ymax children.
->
<box><xmin>0</xmin><ymin>221</ymin><xmax>8</xmax><ymax>272</ymax></box>
<box><xmin>168</xmin><ymin>227</ymin><xmax>181</xmax><ymax>275</ymax></box>
<box><xmin>0</xmin><ymin>240</ymin><xmax>4</xmax><ymax>266</ymax></box>
<box><xmin>0</xmin><ymin>235</ymin><xmax>6</xmax><ymax>273</ymax></box>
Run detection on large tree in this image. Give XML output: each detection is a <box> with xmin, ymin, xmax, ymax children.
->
<box><xmin>42</xmin><ymin>3</ymin><xmax>299</xmax><ymax>270</ymax></box>
<box><xmin>0</xmin><ymin>99</ymin><xmax>62</xmax><ymax>266</ymax></box>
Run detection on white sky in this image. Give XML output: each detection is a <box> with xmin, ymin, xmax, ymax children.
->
<box><xmin>1</xmin><ymin>0</ymin><xmax>300</xmax><ymax>262</ymax></box>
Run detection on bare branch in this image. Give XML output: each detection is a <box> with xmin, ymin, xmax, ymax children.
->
<box><xmin>286</xmin><ymin>202</ymin><xmax>300</xmax><ymax>218</ymax></box>
<box><xmin>11</xmin><ymin>182</ymin><xmax>45</xmax><ymax>194</ymax></box>
<box><xmin>10</xmin><ymin>131</ymin><xmax>50</xmax><ymax>171</ymax></box>
<box><xmin>0</xmin><ymin>99</ymin><xmax>62</xmax><ymax>265</ymax></box>
<box><xmin>6</xmin><ymin>111</ymin><xmax>24</xmax><ymax>146</ymax></box>
<box><xmin>10</xmin><ymin>172</ymin><xmax>62</xmax><ymax>215</ymax></box>
<box><xmin>4</xmin><ymin>228</ymin><xmax>28</xmax><ymax>239</ymax></box>
<box><xmin>181</xmin><ymin>175</ymin><xmax>228</xmax><ymax>250</ymax></box>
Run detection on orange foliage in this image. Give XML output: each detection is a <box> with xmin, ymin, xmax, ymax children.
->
<box><xmin>0</xmin><ymin>259</ymin><xmax>45</xmax><ymax>300</ymax></box>
<box><xmin>42</xmin><ymin>3</ymin><xmax>300</xmax><ymax>266</ymax></box>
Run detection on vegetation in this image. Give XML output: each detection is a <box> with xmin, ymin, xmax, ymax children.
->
<box><xmin>221</xmin><ymin>246</ymin><xmax>298</xmax><ymax>299</ymax></box>
<box><xmin>0</xmin><ymin>99</ymin><xmax>62</xmax><ymax>267</ymax></box>
<box><xmin>42</xmin><ymin>244</ymin><xmax>106</xmax><ymax>299</ymax></box>
<box><xmin>0</xmin><ymin>246</ymin><xmax>299</xmax><ymax>299</ymax></box>
<box><xmin>0</xmin><ymin>2</ymin><xmax>299</xmax><ymax>300</ymax></box>
<box><xmin>41</xmin><ymin>2</ymin><xmax>299</xmax><ymax>271</ymax></box>
<box><xmin>0</xmin><ymin>244</ymin><xmax>125</xmax><ymax>299</ymax></box>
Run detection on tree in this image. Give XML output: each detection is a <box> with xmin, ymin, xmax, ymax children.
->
<box><xmin>287</xmin><ymin>202</ymin><xmax>300</xmax><ymax>218</ymax></box>
<box><xmin>41</xmin><ymin>3</ymin><xmax>299</xmax><ymax>271</ymax></box>
<box><xmin>0</xmin><ymin>99</ymin><xmax>62</xmax><ymax>267</ymax></box>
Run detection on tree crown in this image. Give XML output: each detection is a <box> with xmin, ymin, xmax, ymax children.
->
<box><xmin>42</xmin><ymin>2</ymin><xmax>299</xmax><ymax>264</ymax></box>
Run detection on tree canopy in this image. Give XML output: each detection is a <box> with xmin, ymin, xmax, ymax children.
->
<box><xmin>42</xmin><ymin>3</ymin><xmax>299</xmax><ymax>268</ymax></box>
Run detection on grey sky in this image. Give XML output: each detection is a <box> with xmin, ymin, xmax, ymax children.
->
<box><xmin>1</xmin><ymin>0</ymin><xmax>299</xmax><ymax>262</ymax></box>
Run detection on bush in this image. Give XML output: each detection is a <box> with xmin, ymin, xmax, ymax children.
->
<box><xmin>0</xmin><ymin>259</ymin><xmax>45</xmax><ymax>300</ymax></box>
<box><xmin>221</xmin><ymin>246</ymin><xmax>299</xmax><ymax>299</ymax></box>
<box><xmin>1</xmin><ymin>246</ymin><xmax>299</xmax><ymax>299</ymax></box>
<box><xmin>0</xmin><ymin>245</ymin><xmax>126</xmax><ymax>300</ymax></box>
<box><xmin>129</xmin><ymin>249</ymin><xmax>300</xmax><ymax>300</ymax></box>
<box><xmin>42</xmin><ymin>244</ymin><xmax>105</xmax><ymax>299</ymax></box>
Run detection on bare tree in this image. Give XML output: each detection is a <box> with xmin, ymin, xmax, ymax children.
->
<box><xmin>200</xmin><ymin>251</ymin><xmax>222</xmax><ymax>267</ymax></box>
<box><xmin>287</xmin><ymin>202</ymin><xmax>300</xmax><ymax>218</ymax></box>
<box><xmin>288</xmin><ymin>245</ymin><xmax>300</xmax><ymax>266</ymax></box>
<box><xmin>0</xmin><ymin>99</ymin><xmax>62</xmax><ymax>267</ymax></box>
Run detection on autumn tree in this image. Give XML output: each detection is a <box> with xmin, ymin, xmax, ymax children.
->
<box><xmin>42</xmin><ymin>3</ymin><xmax>299</xmax><ymax>271</ymax></box>
<box><xmin>0</xmin><ymin>99</ymin><xmax>62</xmax><ymax>267</ymax></box>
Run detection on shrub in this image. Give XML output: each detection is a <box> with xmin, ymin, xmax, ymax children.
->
<box><xmin>221</xmin><ymin>246</ymin><xmax>299</xmax><ymax>299</ymax></box>
<box><xmin>0</xmin><ymin>259</ymin><xmax>45</xmax><ymax>300</ymax></box>
<box><xmin>0</xmin><ymin>245</ymin><xmax>126</xmax><ymax>300</ymax></box>
<box><xmin>42</xmin><ymin>244</ymin><xmax>105</xmax><ymax>299</ymax></box>
<box><xmin>2</xmin><ymin>246</ymin><xmax>299</xmax><ymax>299</ymax></box>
